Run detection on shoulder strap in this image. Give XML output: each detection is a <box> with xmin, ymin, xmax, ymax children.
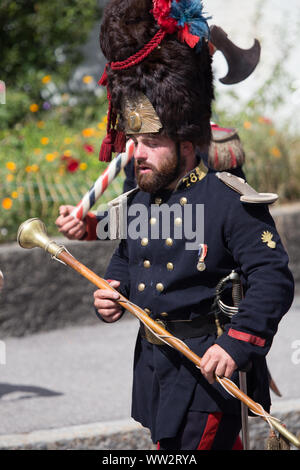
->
<box><xmin>216</xmin><ymin>172</ymin><xmax>278</xmax><ymax>204</ymax></box>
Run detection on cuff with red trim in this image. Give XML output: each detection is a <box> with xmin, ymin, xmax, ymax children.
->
<box><xmin>216</xmin><ymin>328</ymin><xmax>267</xmax><ymax>370</ymax></box>
<box><xmin>227</xmin><ymin>328</ymin><xmax>266</xmax><ymax>347</ymax></box>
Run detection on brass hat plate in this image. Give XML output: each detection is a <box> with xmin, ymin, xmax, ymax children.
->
<box><xmin>123</xmin><ymin>93</ymin><xmax>163</xmax><ymax>135</ymax></box>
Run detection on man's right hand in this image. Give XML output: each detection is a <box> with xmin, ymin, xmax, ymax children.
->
<box><xmin>55</xmin><ymin>205</ymin><xmax>87</xmax><ymax>240</ymax></box>
<box><xmin>94</xmin><ymin>280</ymin><xmax>123</xmax><ymax>323</ymax></box>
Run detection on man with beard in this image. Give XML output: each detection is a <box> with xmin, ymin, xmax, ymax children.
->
<box><xmin>75</xmin><ymin>0</ymin><xmax>295</xmax><ymax>450</ymax></box>
<box><xmin>93</xmin><ymin>112</ymin><xmax>294</xmax><ymax>449</ymax></box>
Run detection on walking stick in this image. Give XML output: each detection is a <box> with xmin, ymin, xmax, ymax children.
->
<box><xmin>17</xmin><ymin>218</ymin><xmax>300</xmax><ymax>450</ymax></box>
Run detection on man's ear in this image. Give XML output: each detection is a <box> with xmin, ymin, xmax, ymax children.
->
<box><xmin>180</xmin><ymin>141</ymin><xmax>194</xmax><ymax>157</ymax></box>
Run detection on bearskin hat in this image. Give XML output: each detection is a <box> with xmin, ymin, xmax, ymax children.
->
<box><xmin>98</xmin><ymin>0</ymin><xmax>214</xmax><ymax>161</ymax></box>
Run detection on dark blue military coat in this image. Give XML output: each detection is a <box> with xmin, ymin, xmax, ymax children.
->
<box><xmin>104</xmin><ymin>162</ymin><xmax>294</xmax><ymax>443</ymax></box>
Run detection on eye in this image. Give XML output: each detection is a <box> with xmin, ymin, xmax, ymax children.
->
<box><xmin>144</xmin><ymin>140</ymin><xmax>158</xmax><ymax>148</ymax></box>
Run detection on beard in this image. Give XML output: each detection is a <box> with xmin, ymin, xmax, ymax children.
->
<box><xmin>135</xmin><ymin>150</ymin><xmax>181</xmax><ymax>193</ymax></box>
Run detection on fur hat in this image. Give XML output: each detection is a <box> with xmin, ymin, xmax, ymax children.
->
<box><xmin>98</xmin><ymin>0</ymin><xmax>214</xmax><ymax>161</ymax></box>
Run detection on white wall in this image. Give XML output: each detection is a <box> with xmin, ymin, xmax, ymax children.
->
<box><xmin>206</xmin><ymin>0</ymin><xmax>300</xmax><ymax>131</ymax></box>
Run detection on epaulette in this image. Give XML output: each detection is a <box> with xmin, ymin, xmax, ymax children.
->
<box><xmin>208</xmin><ymin>124</ymin><xmax>245</xmax><ymax>171</ymax></box>
<box><xmin>216</xmin><ymin>172</ymin><xmax>278</xmax><ymax>204</ymax></box>
<box><xmin>108</xmin><ymin>187</ymin><xmax>139</xmax><ymax>239</ymax></box>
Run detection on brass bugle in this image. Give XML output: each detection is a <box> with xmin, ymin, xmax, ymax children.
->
<box><xmin>17</xmin><ymin>218</ymin><xmax>300</xmax><ymax>449</ymax></box>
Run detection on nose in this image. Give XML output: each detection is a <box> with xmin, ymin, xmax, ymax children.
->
<box><xmin>133</xmin><ymin>140</ymin><xmax>147</xmax><ymax>162</ymax></box>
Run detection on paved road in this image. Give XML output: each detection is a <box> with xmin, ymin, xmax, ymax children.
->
<box><xmin>0</xmin><ymin>298</ymin><xmax>299</xmax><ymax>436</ymax></box>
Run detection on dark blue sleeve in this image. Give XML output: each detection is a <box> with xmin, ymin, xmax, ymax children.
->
<box><xmin>94</xmin><ymin>238</ymin><xmax>130</xmax><ymax>322</ymax></box>
<box><xmin>216</xmin><ymin>200</ymin><xmax>294</xmax><ymax>369</ymax></box>
<box><xmin>104</xmin><ymin>238</ymin><xmax>130</xmax><ymax>299</ymax></box>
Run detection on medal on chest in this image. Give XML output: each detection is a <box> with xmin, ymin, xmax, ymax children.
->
<box><xmin>197</xmin><ymin>244</ymin><xmax>208</xmax><ymax>271</ymax></box>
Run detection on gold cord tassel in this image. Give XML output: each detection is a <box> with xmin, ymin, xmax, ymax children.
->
<box><xmin>265</xmin><ymin>429</ymin><xmax>290</xmax><ymax>450</ymax></box>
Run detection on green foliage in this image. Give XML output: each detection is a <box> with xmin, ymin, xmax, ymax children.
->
<box><xmin>1</xmin><ymin>0</ymin><xmax>101</xmax><ymax>91</ymax></box>
<box><xmin>0</xmin><ymin>89</ymin><xmax>31</xmax><ymax>128</ymax></box>
<box><xmin>0</xmin><ymin>96</ymin><xmax>125</xmax><ymax>243</ymax></box>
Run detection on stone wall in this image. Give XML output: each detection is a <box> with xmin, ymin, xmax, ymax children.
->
<box><xmin>0</xmin><ymin>238</ymin><xmax>118</xmax><ymax>338</ymax></box>
<box><xmin>0</xmin><ymin>203</ymin><xmax>299</xmax><ymax>338</ymax></box>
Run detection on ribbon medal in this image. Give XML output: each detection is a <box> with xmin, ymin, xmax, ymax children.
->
<box><xmin>197</xmin><ymin>244</ymin><xmax>208</xmax><ymax>271</ymax></box>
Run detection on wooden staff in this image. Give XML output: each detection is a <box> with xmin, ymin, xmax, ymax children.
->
<box><xmin>17</xmin><ymin>217</ymin><xmax>300</xmax><ymax>450</ymax></box>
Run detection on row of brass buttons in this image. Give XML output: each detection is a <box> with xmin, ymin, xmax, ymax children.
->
<box><xmin>149</xmin><ymin>217</ymin><xmax>182</xmax><ymax>226</ymax></box>
<box><xmin>141</xmin><ymin>237</ymin><xmax>174</xmax><ymax>247</ymax></box>
<box><xmin>155</xmin><ymin>197</ymin><xmax>188</xmax><ymax>206</ymax></box>
<box><xmin>138</xmin><ymin>282</ymin><xmax>164</xmax><ymax>292</ymax></box>
<box><xmin>143</xmin><ymin>260</ymin><xmax>174</xmax><ymax>271</ymax></box>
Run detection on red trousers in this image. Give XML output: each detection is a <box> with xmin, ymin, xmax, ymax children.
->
<box><xmin>157</xmin><ymin>411</ymin><xmax>243</xmax><ymax>450</ymax></box>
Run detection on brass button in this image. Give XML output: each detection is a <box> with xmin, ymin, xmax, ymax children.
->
<box><xmin>175</xmin><ymin>217</ymin><xmax>182</xmax><ymax>226</ymax></box>
<box><xmin>143</xmin><ymin>260</ymin><xmax>151</xmax><ymax>268</ymax></box>
<box><xmin>161</xmin><ymin>312</ymin><xmax>168</xmax><ymax>317</ymax></box>
<box><xmin>150</xmin><ymin>217</ymin><xmax>157</xmax><ymax>225</ymax></box>
<box><xmin>141</xmin><ymin>238</ymin><xmax>149</xmax><ymax>247</ymax></box>
<box><xmin>138</xmin><ymin>283</ymin><xmax>146</xmax><ymax>292</ymax></box>
<box><xmin>165</xmin><ymin>238</ymin><xmax>173</xmax><ymax>247</ymax></box>
<box><xmin>144</xmin><ymin>308</ymin><xmax>151</xmax><ymax>315</ymax></box>
<box><xmin>166</xmin><ymin>262</ymin><xmax>174</xmax><ymax>271</ymax></box>
<box><xmin>155</xmin><ymin>197</ymin><xmax>162</xmax><ymax>205</ymax></box>
<box><xmin>180</xmin><ymin>197</ymin><xmax>188</xmax><ymax>206</ymax></box>
<box><xmin>156</xmin><ymin>282</ymin><xmax>164</xmax><ymax>292</ymax></box>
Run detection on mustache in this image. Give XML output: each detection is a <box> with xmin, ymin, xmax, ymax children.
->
<box><xmin>135</xmin><ymin>161</ymin><xmax>157</xmax><ymax>172</ymax></box>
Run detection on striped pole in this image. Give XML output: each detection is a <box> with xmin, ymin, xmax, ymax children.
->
<box><xmin>71</xmin><ymin>139</ymin><xmax>134</xmax><ymax>220</ymax></box>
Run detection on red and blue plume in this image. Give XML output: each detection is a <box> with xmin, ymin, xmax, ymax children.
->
<box><xmin>152</xmin><ymin>0</ymin><xmax>211</xmax><ymax>49</ymax></box>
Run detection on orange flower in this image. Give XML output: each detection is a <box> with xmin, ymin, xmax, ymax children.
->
<box><xmin>82</xmin><ymin>128</ymin><xmax>95</xmax><ymax>138</ymax></box>
<box><xmin>80</xmin><ymin>162</ymin><xmax>87</xmax><ymax>171</ymax></box>
<box><xmin>30</xmin><ymin>103</ymin><xmax>39</xmax><ymax>113</ymax></box>
<box><xmin>2</xmin><ymin>198</ymin><xmax>12</xmax><ymax>210</ymax></box>
<box><xmin>82</xmin><ymin>75</ymin><xmax>93</xmax><ymax>84</ymax></box>
<box><xmin>6</xmin><ymin>174</ymin><xmax>14</xmax><ymax>182</ymax></box>
<box><xmin>11</xmin><ymin>191</ymin><xmax>18</xmax><ymax>199</ymax></box>
<box><xmin>97</xmin><ymin>122</ymin><xmax>106</xmax><ymax>131</ymax></box>
<box><xmin>41</xmin><ymin>137</ymin><xmax>49</xmax><ymax>145</ymax></box>
<box><xmin>243</xmin><ymin>121</ymin><xmax>252</xmax><ymax>130</ymax></box>
<box><xmin>42</xmin><ymin>75</ymin><xmax>51</xmax><ymax>84</ymax></box>
<box><xmin>31</xmin><ymin>164</ymin><xmax>39</xmax><ymax>172</ymax></box>
<box><xmin>6</xmin><ymin>161</ymin><xmax>16</xmax><ymax>171</ymax></box>
<box><xmin>46</xmin><ymin>153</ymin><xmax>56</xmax><ymax>162</ymax></box>
<box><xmin>37</xmin><ymin>121</ymin><xmax>45</xmax><ymax>128</ymax></box>
<box><xmin>270</xmin><ymin>146</ymin><xmax>282</xmax><ymax>158</ymax></box>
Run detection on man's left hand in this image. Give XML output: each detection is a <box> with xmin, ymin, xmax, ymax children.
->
<box><xmin>200</xmin><ymin>344</ymin><xmax>237</xmax><ymax>384</ymax></box>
